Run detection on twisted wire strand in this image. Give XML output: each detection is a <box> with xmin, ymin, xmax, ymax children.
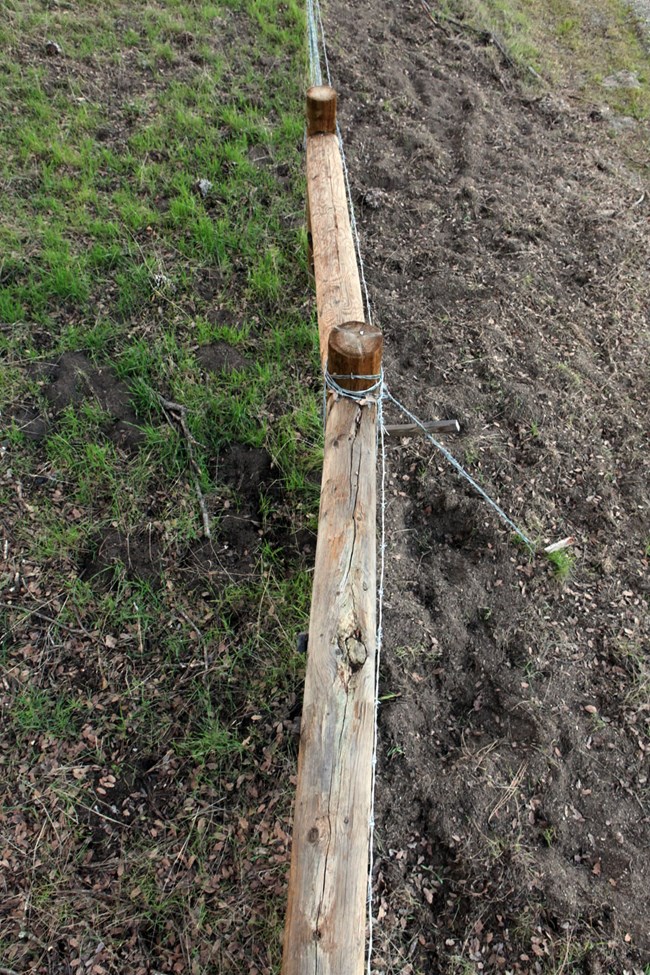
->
<box><xmin>382</xmin><ymin>386</ymin><xmax>535</xmax><ymax>550</ymax></box>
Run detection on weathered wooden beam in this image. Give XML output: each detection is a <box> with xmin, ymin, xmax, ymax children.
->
<box><xmin>384</xmin><ymin>418</ymin><xmax>461</xmax><ymax>437</ymax></box>
<box><xmin>282</xmin><ymin>90</ymin><xmax>381</xmax><ymax>975</ymax></box>
<box><xmin>305</xmin><ymin>87</ymin><xmax>364</xmax><ymax>367</ymax></box>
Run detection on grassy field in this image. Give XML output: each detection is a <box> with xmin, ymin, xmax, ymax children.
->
<box><xmin>440</xmin><ymin>0</ymin><xmax>650</xmax><ymax>122</ymax></box>
<box><xmin>1</xmin><ymin>1</ymin><xmax>319</xmax><ymax>971</ymax></box>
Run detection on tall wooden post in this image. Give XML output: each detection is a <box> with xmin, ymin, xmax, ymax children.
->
<box><xmin>281</xmin><ymin>89</ymin><xmax>382</xmax><ymax>975</ymax></box>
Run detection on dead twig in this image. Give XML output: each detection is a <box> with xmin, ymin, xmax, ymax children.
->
<box><xmin>176</xmin><ymin>606</ymin><xmax>208</xmax><ymax>672</ymax></box>
<box><xmin>158</xmin><ymin>395</ymin><xmax>211</xmax><ymax>539</ymax></box>
<box><xmin>556</xmin><ymin>928</ymin><xmax>574</xmax><ymax>975</ymax></box>
<box><xmin>0</xmin><ymin>603</ymin><xmax>90</xmax><ymax>637</ymax></box>
<box><xmin>488</xmin><ymin>761</ymin><xmax>527</xmax><ymax>823</ymax></box>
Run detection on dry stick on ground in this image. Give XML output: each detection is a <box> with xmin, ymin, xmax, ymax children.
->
<box><xmin>158</xmin><ymin>395</ymin><xmax>211</xmax><ymax>539</ymax></box>
<box><xmin>488</xmin><ymin>761</ymin><xmax>527</xmax><ymax>824</ymax></box>
<box><xmin>0</xmin><ymin>603</ymin><xmax>91</xmax><ymax>637</ymax></box>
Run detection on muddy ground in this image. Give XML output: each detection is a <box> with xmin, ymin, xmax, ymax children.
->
<box><xmin>321</xmin><ymin>1</ymin><xmax>650</xmax><ymax>971</ymax></box>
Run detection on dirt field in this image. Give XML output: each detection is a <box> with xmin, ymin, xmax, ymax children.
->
<box><xmin>1</xmin><ymin>0</ymin><xmax>649</xmax><ymax>973</ymax></box>
<box><xmin>324</xmin><ymin>1</ymin><xmax>650</xmax><ymax>971</ymax></box>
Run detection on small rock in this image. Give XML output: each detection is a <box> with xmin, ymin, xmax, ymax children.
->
<box><xmin>45</xmin><ymin>40</ymin><xmax>63</xmax><ymax>56</ymax></box>
<box><xmin>601</xmin><ymin>70</ymin><xmax>641</xmax><ymax>90</ymax></box>
<box><xmin>152</xmin><ymin>272</ymin><xmax>176</xmax><ymax>292</ymax></box>
<box><xmin>196</xmin><ymin>178</ymin><xmax>213</xmax><ymax>199</ymax></box>
<box><xmin>362</xmin><ymin>188</ymin><xmax>388</xmax><ymax>210</ymax></box>
<box><xmin>609</xmin><ymin>115</ymin><xmax>637</xmax><ymax>133</ymax></box>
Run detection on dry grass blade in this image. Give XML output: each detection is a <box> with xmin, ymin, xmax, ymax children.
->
<box><xmin>158</xmin><ymin>394</ymin><xmax>211</xmax><ymax>538</ymax></box>
<box><xmin>488</xmin><ymin>761</ymin><xmax>528</xmax><ymax>823</ymax></box>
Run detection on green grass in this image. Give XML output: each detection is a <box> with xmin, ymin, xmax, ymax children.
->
<box><xmin>545</xmin><ymin>548</ymin><xmax>576</xmax><ymax>581</ymax></box>
<box><xmin>443</xmin><ymin>0</ymin><xmax>650</xmax><ymax>121</ymax></box>
<box><xmin>0</xmin><ymin>0</ymin><xmax>319</xmax><ymax>515</ymax></box>
<box><xmin>0</xmin><ymin>1</ymin><xmax>313</xmax><ymax>969</ymax></box>
<box><xmin>12</xmin><ymin>688</ymin><xmax>86</xmax><ymax>741</ymax></box>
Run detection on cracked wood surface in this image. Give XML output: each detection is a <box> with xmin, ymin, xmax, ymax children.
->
<box><xmin>306</xmin><ymin>132</ymin><xmax>365</xmax><ymax>368</ymax></box>
<box><xmin>282</xmin><ymin>395</ymin><xmax>377</xmax><ymax>975</ymax></box>
<box><xmin>282</xmin><ymin>126</ymin><xmax>378</xmax><ymax>975</ymax></box>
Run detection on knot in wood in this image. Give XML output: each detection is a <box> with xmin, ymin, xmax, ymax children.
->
<box><xmin>344</xmin><ymin>634</ymin><xmax>367</xmax><ymax>672</ymax></box>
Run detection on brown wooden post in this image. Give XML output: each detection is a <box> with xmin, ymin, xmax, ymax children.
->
<box><xmin>306</xmin><ymin>196</ymin><xmax>314</xmax><ymax>280</ymax></box>
<box><xmin>306</xmin><ymin>84</ymin><xmax>337</xmax><ymax>136</ymax></box>
<box><xmin>327</xmin><ymin>321</ymin><xmax>382</xmax><ymax>393</ymax></box>
<box><xmin>281</xmin><ymin>89</ymin><xmax>383</xmax><ymax>975</ymax></box>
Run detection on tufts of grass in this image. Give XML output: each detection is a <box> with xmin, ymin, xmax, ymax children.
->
<box><xmin>613</xmin><ymin>639</ymin><xmax>650</xmax><ymax>710</ymax></box>
<box><xmin>545</xmin><ymin>548</ymin><xmax>576</xmax><ymax>581</ymax></box>
<box><xmin>12</xmin><ymin>688</ymin><xmax>86</xmax><ymax>742</ymax></box>
<box><xmin>445</xmin><ymin>0</ymin><xmax>650</xmax><ymax>121</ymax></box>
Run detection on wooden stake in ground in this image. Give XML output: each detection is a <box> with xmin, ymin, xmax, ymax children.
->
<box><xmin>327</xmin><ymin>320</ymin><xmax>382</xmax><ymax>393</ymax></box>
<box><xmin>281</xmin><ymin>90</ymin><xmax>382</xmax><ymax>975</ymax></box>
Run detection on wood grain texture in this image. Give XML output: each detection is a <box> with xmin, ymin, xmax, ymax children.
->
<box><xmin>306</xmin><ymin>85</ymin><xmax>337</xmax><ymax>135</ymax></box>
<box><xmin>281</xmin><ymin>394</ymin><xmax>377</xmax><ymax>975</ymax></box>
<box><xmin>282</xmin><ymin>107</ymin><xmax>381</xmax><ymax>975</ymax></box>
<box><xmin>306</xmin><ymin>133</ymin><xmax>365</xmax><ymax>367</ymax></box>
<box><xmin>328</xmin><ymin>321</ymin><xmax>383</xmax><ymax>393</ymax></box>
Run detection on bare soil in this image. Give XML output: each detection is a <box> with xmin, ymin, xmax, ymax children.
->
<box><xmin>325</xmin><ymin>1</ymin><xmax>650</xmax><ymax>971</ymax></box>
<box><xmin>1</xmin><ymin>1</ymin><xmax>649</xmax><ymax>973</ymax></box>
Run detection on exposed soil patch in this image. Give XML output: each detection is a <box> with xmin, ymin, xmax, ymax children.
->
<box><xmin>184</xmin><ymin>516</ymin><xmax>264</xmax><ymax>589</ymax></box>
<box><xmin>7</xmin><ymin>406</ymin><xmax>50</xmax><ymax>441</ymax></box>
<box><xmin>196</xmin><ymin>340</ymin><xmax>250</xmax><ymax>373</ymax></box>
<box><xmin>195</xmin><ymin>267</ymin><xmax>229</xmax><ymax>301</ymax></box>
<box><xmin>81</xmin><ymin>526</ymin><xmax>163</xmax><ymax>587</ymax></box>
<box><xmin>325</xmin><ymin>0</ymin><xmax>649</xmax><ymax>970</ymax></box>
<box><xmin>43</xmin><ymin>351</ymin><xmax>145</xmax><ymax>450</ymax></box>
<box><xmin>218</xmin><ymin>443</ymin><xmax>281</xmax><ymax>511</ymax></box>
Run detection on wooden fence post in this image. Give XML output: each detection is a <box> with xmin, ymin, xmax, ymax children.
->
<box><xmin>306</xmin><ymin>85</ymin><xmax>337</xmax><ymax>137</ymax></box>
<box><xmin>281</xmin><ymin>89</ymin><xmax>382</xmax><ymax>975</ymax></box>
<box><xmin>327</xmin><ymin>321</ymin><xmax>383</xmax><ymax>393</ymax></box>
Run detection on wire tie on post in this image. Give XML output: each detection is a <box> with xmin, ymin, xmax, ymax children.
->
<box><xmin>324</xmin><ymin>365</ymin><xmax>383</xmax><ymax>403</ymax></box>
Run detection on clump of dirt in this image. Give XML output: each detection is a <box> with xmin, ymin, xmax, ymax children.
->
<box><xmin>43</xmin><ymin>351</ymin><xmax>145</xmax><ymax>450</ymax></box>
<box><xmin>326</xmin><ymin>0</ymin><xmax>649</xmax><ymax>970</ymax></box>
<box><xmin>182</xmin><ymin>443</ymin><xmax>308</xmax><ymax>592</ymax></box>
<box><xmin>7</xmin><ymin>406</ymin><xmax>50</xmax><ymax>441</ymax></box>
<box><xmin>196</xmin><ymin>341</ymin><xmax>250</xmax><ymax>373</ymax></box>
<box><xmin>195</xmin><ymin>267</ymin><xmax>229</xmax><ymax>301</ymax></box>
<box><xmin>184</xmin><ymin>515</ymin><xmax>264</xmax><ymax>590</ymax></box>
<box><xmin>81</xmin><ymin>527</ymin><xmax>163</xmax><ymax>587</ymax></box>
<box><xmin>218</xmin><ymin>443</ymin><xmax>281</xmax><ymax>511</ymax></box>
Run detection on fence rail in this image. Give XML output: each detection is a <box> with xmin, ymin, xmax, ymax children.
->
<box><xmin>281</xmin><ymin>85</ymin><xmax>382</xmax><ymax>975</ymax></box>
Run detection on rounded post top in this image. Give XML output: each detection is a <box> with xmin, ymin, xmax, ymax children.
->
<box><xmin>327</xmin><ymin>321</ymin><xmax>383</xmax><ymax>394</ymax></box>
<box><xmin>306</xmin><ymin>85</ymin><xmax>337</xmax><ymax>136</ymax></box>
